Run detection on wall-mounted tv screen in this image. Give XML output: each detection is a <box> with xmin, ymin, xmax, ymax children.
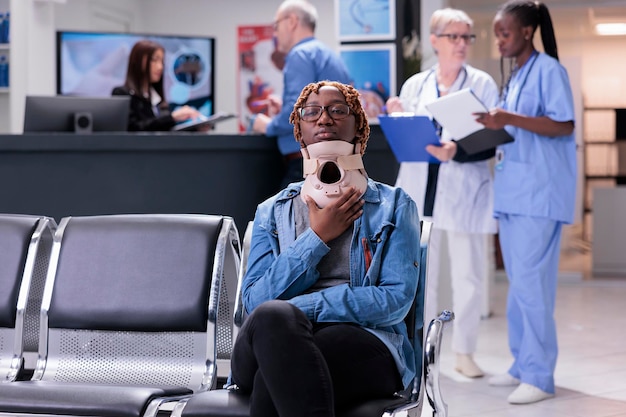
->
<box><xmin>57</xmin><ymin>31</ymin><xmax>215</xmax><ymax>117</ymax></box>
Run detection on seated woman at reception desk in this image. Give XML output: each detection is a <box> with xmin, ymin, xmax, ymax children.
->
<box><xmin>112</xmin><ymin>40</ymin><xmax>203</xmax><ymax>131</ymax></box>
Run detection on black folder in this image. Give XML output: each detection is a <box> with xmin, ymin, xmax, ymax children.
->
<box><xmin>455</xmin><ymin>128</ymin><xmax>513</xmax><ymax>154</ymax></box>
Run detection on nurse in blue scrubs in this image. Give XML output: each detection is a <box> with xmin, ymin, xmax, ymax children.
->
<box><xmin>475</xmin><ymin>0</ymin><xmax>576</xmax><ymax>405</ymax></box>
<box><xmin>426</xmin><ymin>0</ymin><xmax>576</xmax><ymax>406</ymax></box>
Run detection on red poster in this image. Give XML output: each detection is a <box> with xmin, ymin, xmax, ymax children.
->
<box><xmin>237</xmin><ymin>25</ymin><xmax>285</xmax><ymax>132</ymax></box>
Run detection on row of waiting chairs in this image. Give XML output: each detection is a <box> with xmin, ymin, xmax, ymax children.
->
<box><xmin>0</xmin><ymin>213</ymin><xmax>452</xmax><ymax>417</ymax></box>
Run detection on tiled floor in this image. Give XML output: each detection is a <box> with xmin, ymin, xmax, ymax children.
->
<box><xmin>420</xmin><ymin>228</ymin><xmax>626</xmax><ymax>416</ymax></box>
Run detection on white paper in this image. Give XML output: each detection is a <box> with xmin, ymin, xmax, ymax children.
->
<box><xmin>424</xmin><ymin>88</ymin><xmax>489</xmax><ymax>139</ymax></box>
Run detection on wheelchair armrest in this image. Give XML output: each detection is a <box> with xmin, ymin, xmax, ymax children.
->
<box><xmin>424</xmin><ymin>310</ymin><xmax>455</xmax><ymax>417</ymax></box>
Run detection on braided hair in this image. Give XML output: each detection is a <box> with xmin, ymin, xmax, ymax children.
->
<box><xmin>290</xmin><ymin>81</ymin><xmax>370</xmax><ymax>155</ymax></box>
<box><xmin>497</xmin><ymin>0</ymin><xmax>559</xmax><ymax>60</ymax></box>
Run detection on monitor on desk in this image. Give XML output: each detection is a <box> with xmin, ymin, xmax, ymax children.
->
<box><xmin>23</xmin><ymin>95</ymin><xmax>130</xmax><ymax>133</ymax></box>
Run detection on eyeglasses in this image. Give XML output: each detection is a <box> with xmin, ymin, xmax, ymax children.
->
<box><xmin>436</xmin><ymin>33</ymin><xmax>477</xmax><ymax>45</ymax></box>
<box><xmin>299</xmin><ymin>104</ymin><xmax>352</xmax><ymax>122</ymax></box>
<box><xmin>272</xmin><ymin>16</ymin><xmax>289</xmax><ymax>30</ymax></box>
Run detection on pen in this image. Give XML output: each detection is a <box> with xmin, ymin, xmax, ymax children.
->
<box><xmin>361</xmin><ymin>237</ymin><xmax>372</xmax><ymax>271</ymax></box>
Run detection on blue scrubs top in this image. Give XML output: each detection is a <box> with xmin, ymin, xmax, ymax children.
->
<box><xmin>493</xmin><ymin>52</ymin><xmax>577</xmax><ymax>224</ymax></box>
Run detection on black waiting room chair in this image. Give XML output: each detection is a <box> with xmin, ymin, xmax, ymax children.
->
<box><xmin>0</xmin><ymin>213</ymin><xmax>240</xmax><ymax>417</ymax></box>
<box><xmin>0</xmin><ymin>214</ymin><xmax>55</xmax><ymax>382</ymax></box>
<box><xmin>170</xmin><ymin>220</ymin><xmax>455</xmax><ymax>417</ymax></box>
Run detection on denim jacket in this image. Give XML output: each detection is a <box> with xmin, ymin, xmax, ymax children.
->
<box><xmin>243</xmin><ymin>179</ymin><xmax>421</xmax><ymax>388</ymax></box>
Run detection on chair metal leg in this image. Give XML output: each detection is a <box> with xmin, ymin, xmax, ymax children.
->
<box><xmin>424</xmin><ymin>310</ymin><xmax>454</xmax><ymax>417</ymax></box>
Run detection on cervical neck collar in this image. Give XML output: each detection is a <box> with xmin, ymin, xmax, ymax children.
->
<box><xmin>300</xmin><ymin>141</ymin><xmax>368</xmax><ymax>208</ymax></box>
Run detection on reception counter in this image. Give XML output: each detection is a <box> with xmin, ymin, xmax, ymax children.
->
<box><xmin>0</xmin><ymin>126</ymin><xmax>399</xmax><ymax>234</ymax></box>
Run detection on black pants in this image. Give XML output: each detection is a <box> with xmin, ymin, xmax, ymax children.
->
<box><xmin>231</xmin><ymin>300</ymin><xmax>403</xmax><ymax>417</ymax></box>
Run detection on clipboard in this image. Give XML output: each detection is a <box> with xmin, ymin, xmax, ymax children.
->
<box><xmin>424</xmin><ymin>88</ymin><xmax>513</xmax><ymax>154</ymax></box>
<box><xmin>172</xmin><ymin>111</ymin><xmax>236</xmax><ymax>131</ymax></box>
<box><xmin>378</xmin><ymin>114</ymin><xmax>441</xmax><ymax>163</ymax></box>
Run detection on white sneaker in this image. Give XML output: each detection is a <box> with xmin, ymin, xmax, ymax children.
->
<box><xmin>488</xmin><ymin>373</ymin><xmax>520</xmax><ymax>386</ymax></box>
<box><xmin>507</xmin><ymin>383</ymin><xmax>554</xmax><ymax>404</ymax></box>
<box><xmin>455</xmin><ymin>354</ymin><xmax>484</xmax><ymax>378</ymax></box>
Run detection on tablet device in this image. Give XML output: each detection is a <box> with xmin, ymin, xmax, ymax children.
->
<box><xmin>172</xmin><ymin>112</ymin><xmax>236</xmax><ymax>131</ymax></box>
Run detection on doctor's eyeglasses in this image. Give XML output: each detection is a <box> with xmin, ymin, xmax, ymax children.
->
<box><xmin>299</xmin><ymin>104</ymin><xmax>352</xmax><ymax>122</ymax></box>
<box><xmin>272</xmin><ymin>16</ymin><xmax>290</xmax><ymax>31</ymax></box>
<box><xmin>436</xmin><ymin>33</ymin><xmax>477</xmax><ymax>45</ymax></box>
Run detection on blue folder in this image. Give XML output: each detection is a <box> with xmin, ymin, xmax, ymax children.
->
<box><xmin>378</xmin><ymin>115</ymin><xmax>441</xmax><ymax>163</ymax></box>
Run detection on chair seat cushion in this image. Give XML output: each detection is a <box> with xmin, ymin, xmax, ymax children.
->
<box><xmin>0</xmin><ymin>381</ymin><xmax>192</xmax><ymax>417</ymax></box>
<box><xmin>181</xmin><ymin>389</ymin><xmax>414</xmax><ymax>417</ymax></box>
<box><xmin>182</xmin><ymin>389</ymin><xmax>250</xmax><ymax>417</ymax></box>
<box><xmin>337</xmin><ymin>396</ymin><xmax>411</xmax><ymax>417</ymax></box>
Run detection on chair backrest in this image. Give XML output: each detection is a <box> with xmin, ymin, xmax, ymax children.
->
<box><xmin>32</xmin><ymin>214</ymin><xmax>240</xmax><ymax>393</ymax></box>
<box><xmin>0</xmin><ymin>214</ymin><xmax>55</xmax><ymax>382</ymax></box>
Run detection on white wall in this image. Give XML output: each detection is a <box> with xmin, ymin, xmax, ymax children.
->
<box><xmin>5</xmin><ymin>0</ymin><xmax>58</xmax><ymax>133</ymax></box>
<box><xmin>54</xmin><ymin>0</ymin><xmax>142</xmax><ymax>31</ymax></box>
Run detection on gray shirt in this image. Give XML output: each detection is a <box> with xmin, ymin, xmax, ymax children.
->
<box><xmin>293</xmin><ymin>197</ymin><xmax>351</xmax><ymax>291</ymax></box>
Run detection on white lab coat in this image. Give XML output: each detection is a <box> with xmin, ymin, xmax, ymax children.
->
<box><xmin>394</xmin><ymin>64</ymin><xmax>498</xmax><ymax>234</ymax></box>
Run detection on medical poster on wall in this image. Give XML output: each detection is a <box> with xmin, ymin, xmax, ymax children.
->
<box><xmin>340</xmin><ymin>43</ymin><xmax>396</xmax><ymax>123</ymax></box>
<box><xmin>335</xmin><ymin>0</ymin><xmax>396</xmax><ymax>42</ymax></box>
<box><xmin>237</xmin><ymin>25</ymin><xmax>285</xmax><ymax>132</ymax></box>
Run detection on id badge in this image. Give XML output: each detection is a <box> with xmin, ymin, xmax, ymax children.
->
<box><xmin>495</xmin><ymin>149</ymin><xmax>504</xmax><ymax>171</ymax></box>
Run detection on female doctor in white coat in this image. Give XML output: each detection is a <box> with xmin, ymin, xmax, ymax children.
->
<box><xmin>385</xmin><ymin>8</ymin><xmax>498</xmax><ymax>379</ymax></box>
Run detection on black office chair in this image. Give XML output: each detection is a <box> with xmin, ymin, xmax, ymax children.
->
<box><xmin>171</xmin><ymin>220</ymin><xmax>455</xmax><ymax>417</ymax></box>
<box><xmin>0</xmin><ymin>214</ymin><xmax>240</xmax><ymax>417</ymax></box>
<box><xmin>0</xmin><ymin>214</ymin><xmax>55</xmax><ymax>382</ymax></box>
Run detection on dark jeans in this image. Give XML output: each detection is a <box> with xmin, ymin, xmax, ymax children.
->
<box><xmin>231</xmin><ymin>300</ymin><xmax>403</xmax><ymax>417</ymax></box>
